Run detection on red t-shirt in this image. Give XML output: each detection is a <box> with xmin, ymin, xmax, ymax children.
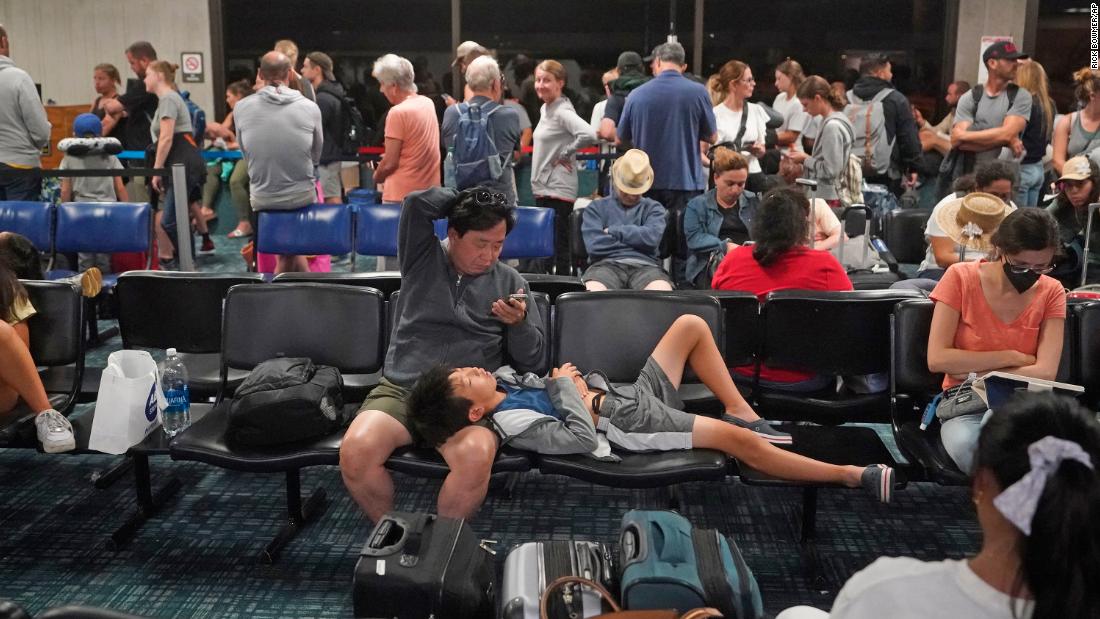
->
<box><xmin>713</xmin><ymin>245</ymin><xmax>853</xmax><ymax>382</ymax></box>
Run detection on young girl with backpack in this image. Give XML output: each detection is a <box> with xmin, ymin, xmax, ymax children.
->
<box><xmin>785</xmin><ymin>76</ymin><xmax>854</xmax><ymax>208</ymax></box>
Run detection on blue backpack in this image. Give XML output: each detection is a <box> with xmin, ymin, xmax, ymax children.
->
<box><xmin>447</xmin><ymin>101</ymin><xmax>504</xmax><ymax>190</ymax></box>
<box><xmin>179</xmin><ymin>91</ymin><xmax>207</xmax><ymax>144</ymax></box>
<box><xmin>619</xmin><ymin>510</ymin><xmax>764</xmax><ymax>619</ymax></box>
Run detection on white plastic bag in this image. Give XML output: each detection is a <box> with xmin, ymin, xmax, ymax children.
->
<box><xmin>89</xmin><ymin>350</ymin><xmax>164</xmax><ymax>454</ymax></box>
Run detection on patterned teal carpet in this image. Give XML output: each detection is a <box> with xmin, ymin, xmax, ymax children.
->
<box><xmin>0</xmin><ymin>447</ymin><xmax>978</xmax><ymax>618</ymax></box>
<box><xmin>0</xmin><ymin>193</ymin><xmax>981</xmax><ymax>617</ymax></box>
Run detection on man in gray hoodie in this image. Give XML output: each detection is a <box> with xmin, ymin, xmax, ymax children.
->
<box><xmin>340</xmin><ymin>187</ymin><xmax>546</xmax><ymax>523</ymax></box>
<box><xmin>234</xmin><ymin>51</ymin><xmax>323</xmax><ymax>272</ymax></box>
<box><xmin>0</xmin><ymin>26</ymin><xmax>51</xmax><ymax>201</ymax></box>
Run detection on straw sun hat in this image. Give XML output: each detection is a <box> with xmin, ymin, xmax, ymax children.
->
<box><xmin>934</xmin><ymin>191</ymin><xmax>1012</xmax><ymax>253</ymax></box>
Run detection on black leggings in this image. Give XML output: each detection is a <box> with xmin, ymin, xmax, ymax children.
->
<box><xmin>529</xmin><ymin>196</ymin><xmax>574</xmax><ymax>275</ymax></box>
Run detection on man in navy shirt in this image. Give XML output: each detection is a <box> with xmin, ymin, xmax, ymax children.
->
<box><xmin>618</xmin><ymin>41</ymin><xmax>716</xmax><ymax>285</ymax></box>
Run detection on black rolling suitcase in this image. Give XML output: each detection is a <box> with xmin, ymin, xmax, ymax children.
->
<box><xmin>352</xmin><ymin>512</ymin><xmax>496</xmax><ymax>619</ymax></box>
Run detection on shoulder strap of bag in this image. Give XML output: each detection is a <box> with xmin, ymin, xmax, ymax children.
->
<box><xmin>691</xmin><ymin>528</ymin><xmax>739</xmax><ymax>619</ymax></box>
<box><xmin>733</xmin><ymin>104</ymin><xmax>750</xmax><ymax>148</ymax></box>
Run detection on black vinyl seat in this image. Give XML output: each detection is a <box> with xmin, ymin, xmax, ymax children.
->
<box><xmin>169</xmin><ymin>283</ymin><xmax>386</xmax><ymax>562</ymax></box>
<box><xmin>272</xmin><ymin>270</ymin><xmax>402</xmax><ymax>299</ymax></box>
<box><xmin>1077</xmin><ymin>301</ymin><xmax>1100</xmax><ymax>409</ymax></box>
<box><xmin>881</xmin><ymin>208</ymin><xmax>933</xmax><ymax>266</ymax></box>
<box><xmin>889</xmin><ymin>299</ymin><xmax>963</xmax><ymax>485</ymax></box>
<box><xmin>738</xmin><ymin>290</ymin><xmax>919</xmax><ymax>543</ymax></box>
<box><xmin>115</xmin><ymin>271</ymin><xmax>264</xmax><ymax>400</ymax></box>
<box><xmin>274</xmin><ymin>272</ymin><xmax>404</xmax><ymax>396</ymax></box>
<box><xmin>0</xmin><ymin>281</ymin><xmax>84</xmax><ymax>447</ymax></box>
<box><xmin>537</xmin><ymin>449</ymin><xmax>728</xmax><ymax>487</ymax></box>
<box><xmin>518</xmin><ymin>273</ymin><xmax>586</xmax><ymax>301</ymax></box>
<box><xmin>751</xmin><ymin>289</ymin><xmax>922</xmax><ymax>424</ymax></box>
<box><xmin>546</xmin><ymin>291</ymin><xmax>729</xmax><ymax>484</ymax></box>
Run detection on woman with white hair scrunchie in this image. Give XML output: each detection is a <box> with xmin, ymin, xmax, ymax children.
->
<box><xmin>777</xmin><ymin>392</ymin><xmax>1100</xmax><ymax>619</ymax></box>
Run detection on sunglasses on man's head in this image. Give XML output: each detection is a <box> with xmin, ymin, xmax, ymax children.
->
<box><xmin>467</xmin><ymin>189</ymin><xmax>507</xmax><ymax>207</ymax></box>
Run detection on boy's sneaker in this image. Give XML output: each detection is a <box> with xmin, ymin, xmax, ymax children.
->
<box><xmin>35</xmin><ymin>409</ymin><xmax>75</xmax><ymax>453</ymax></box>
<box><xmin>722</xmin><ymin>414</ymin><xmax>793</xmax><ymax>444</ymax></box>
<box><xmin>198</xmin><ymin>237</ymin><xmax>216</xmax><ymax>255</ymax></box>
<box><xmin>861</xmin><ymin>464</ymin><xmax>895</xmax><ymax>504</ymax></box>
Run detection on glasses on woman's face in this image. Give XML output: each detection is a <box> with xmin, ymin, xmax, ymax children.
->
<box><xmin>739</xmin><ymin>77</ymin><xmax>756</xmax><ymax>84</ymax></box>
<box><xmin>1058</xmin><ymin>179</ymin><xmax>1092</xmax><ymax>193</ymax></box>
<box><xmin>1004</xmin><ymin>258</ymin><xmax>1055</xmax><ymax>275</ymax></box>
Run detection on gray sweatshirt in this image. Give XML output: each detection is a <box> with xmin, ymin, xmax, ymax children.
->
<box><xmin>531</xmin><ymin>97</ymin><xmax>597</xmax><ymax>201</ymax></box>
<box><xmin>0</xmin><ymin>56</ymin><xmax>51</xmax><ymax>168</ymax></box>
<box><xmin>384</xmin><ymin>187</ymin><xmax>546</xmax><ymax>386</ymax></box>
<box><xmin>234</xmin><ymin>85</ymin><xmax>323</xmax><ymax>210</ymax></box>
<box><xmin>488</xmin><ymin>366</ymin><xmax>614</xmax><ymax>461</ymax></box>
<box><xmin>804</xmin><ymin>111</ymin><xmax>854</xmax><ymax>201</ymax></box>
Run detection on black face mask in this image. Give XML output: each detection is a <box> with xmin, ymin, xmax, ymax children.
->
<box><xmin>1003</xmin><ymin>261</ymin><xmax>1041</xmax><ymax>294</ymax></box>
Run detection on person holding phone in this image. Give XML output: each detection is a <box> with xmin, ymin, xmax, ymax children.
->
<box><xmin>340</xmin><ymin>187</ymin><xmax>546</xmax><ymax>524</ymax></box>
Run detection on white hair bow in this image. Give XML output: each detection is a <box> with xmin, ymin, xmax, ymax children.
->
<box><xmin>992</xmin><ymin>436</ymin><xmax>1094</xmax><ymax>535</ymax></box>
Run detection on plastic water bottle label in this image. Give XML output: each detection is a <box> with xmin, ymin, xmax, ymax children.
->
<box><xmin>165</xmin><ymin>386</ymin><xmax>190</xmax><ymax>411</ymax></box>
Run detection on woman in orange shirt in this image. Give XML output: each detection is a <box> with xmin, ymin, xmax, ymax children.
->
<box><xmin>927</xmin><ymin>209</ymin><xmax>1066</xmax><ymax>474</ymax></box>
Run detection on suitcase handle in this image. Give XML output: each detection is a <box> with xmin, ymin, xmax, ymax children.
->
<box><xmin>620</xmin><ymin>523</ymin><xmax>644</xmax><ymax>567</ymax></box>
<box><xmin>361</xmin><ymin>513</ymin><xmax>434</xmax><ymax>563</ymax></box>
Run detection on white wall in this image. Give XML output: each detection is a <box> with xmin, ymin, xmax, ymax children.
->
<box><xmin>953</xmin><ymin>0</ymin><xmax>1030</xmax><ymax>85</ymax></box>
<box><xmin>0</xmin><ymin>0</ymin><xmax>214</xmax><ymax>115</ymax></box>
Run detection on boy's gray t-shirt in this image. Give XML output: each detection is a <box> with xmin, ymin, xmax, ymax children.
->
<box><xmin>59</xmin><ymin>154</ymin><xmax>123</xmax><ymax>202</ymax></box>
<box><xmin>150</xmin><ymin>91</ymin><xmax>193</xmax><ymax>141</ymax></box>
<box><xmin>952</xmin><ymin>86</ymin><xmax>1033</xmax><ymax>161</ymax></box>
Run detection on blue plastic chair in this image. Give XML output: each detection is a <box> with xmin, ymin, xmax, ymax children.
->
<box><xmin>429</xmin><ymin>206</ymin><xmax>555</xmax><ymax>259</ymax></box>
<box><xmin>501</xmin><ymin>206</ymin><xmax>555</xmax><ymax>259</ymax></box>
<box><xmin>353</xmin><ymin>202</ymin><xmax>401</xmax><ymax>258</ymax></box>
<box><xmin>0</xmin><ymin>200</ymin><xmax>54</xmax><ymax>251</ymax></box>
<box><xmin>256</xmin><ymin>203</ymin><xmax>353</xmax><ymax>256</ymax></box>
<box><xmin>51</xmin><ymin>202</ymin><xmax>152</xmax><ymax>287</ymax></box>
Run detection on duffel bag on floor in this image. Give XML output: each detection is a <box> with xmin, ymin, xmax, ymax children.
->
<box><xmin>226</xmin><ymin>357</ymin><xmax>345</xmax><ymax>447</ymax></box>
<box><xmin>502</xmin><ymin>539</ymin><xmax>617</xmax><ymax>619</ymax></box>
<box><xmin>353</xmin><ymin>512</ymin><xmax>496</xmax><ymax>619</ymax></box>
<box><xmin>619</xmin><ymin>510</ymin><xmax>764</xmax><ymax>619</ymax></box>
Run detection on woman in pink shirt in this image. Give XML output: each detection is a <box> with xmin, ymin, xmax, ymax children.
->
<box><xmin>928</xmin><ymin>209</ymin><xmax>1067</xmax><ymax>474</ymax></box>
<box><xmin>371</xmin><ymin>54</ymin><xmax>440</xmax><ymax>204</ymax></box>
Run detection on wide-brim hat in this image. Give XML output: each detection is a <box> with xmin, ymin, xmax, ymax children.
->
<box><xmin>935</xmin><ymin>191</ymin><xmax>1010</xmax><ymax>252</ymax></box>
<box><xmin>611</xmin><ymin>149</ymin><xmax>654</xmax><ymax>195</ymax></box>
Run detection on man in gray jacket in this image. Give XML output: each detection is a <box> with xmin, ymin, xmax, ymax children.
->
<box><xmin>0</xmin><ymin>26</ymin><xmax>51</xmax><ymax>201</ymax></box>
<box><xmin>234</xmin><ymin>50</ymin><xmax>323</xmax><ymax>273</ymax></box>
<box><xmin>340</xmin><ymin>186</ymin><xmax>546</xmax><ymax>523</ymax></box>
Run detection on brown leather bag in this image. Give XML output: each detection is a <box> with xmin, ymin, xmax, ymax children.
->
<box><xmin>539</xmin><ymin>575</ymin><xmax>722</xmax><ymax>619</ymax></box>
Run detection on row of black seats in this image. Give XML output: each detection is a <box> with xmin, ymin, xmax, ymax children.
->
<box><xmin>8</xmin><ymin>273</ymin><xmax>1099</xmax><ymax>562</ymax></box>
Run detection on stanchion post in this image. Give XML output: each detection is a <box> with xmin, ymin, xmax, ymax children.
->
<box><xmin>171</xmin><ymin>164</ymin><xmax>194</xmax><ymax>271</ymax></box>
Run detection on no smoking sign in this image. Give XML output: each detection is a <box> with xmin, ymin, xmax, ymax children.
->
<box><xmin>181</xmin><ymin>52</ymin><xmax>204</xmax><ymax>83</ymax></box>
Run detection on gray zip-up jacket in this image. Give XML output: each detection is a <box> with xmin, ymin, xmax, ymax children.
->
<box><xmin>0</xmin><ymin>56</ymin><xmax>51</xmax><ymax>168</ymax></box>
<box><xmin>234</xmin><ymin>84</ymin><xmax>323</xmax><ymax>210</ymax></box>
<box><xmin>488</xmin><ymin>367</ymin><xmax>615</xmax><ymax>461</ymax></box>
<box><xmin>384</xmin><ymin>187</ymin><xmax>546</xmax><ymax>386</ymax></box>
<box><xmin>803</xmin><ymin>111</ymin><xmax>853</xmax><ymax>201</ymax></box>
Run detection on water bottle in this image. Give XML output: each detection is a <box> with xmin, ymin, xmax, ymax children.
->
<box><xmin>160</xmin><ymin>348</ymin><xmax>191</xmax><ymax>437</ymax></box>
